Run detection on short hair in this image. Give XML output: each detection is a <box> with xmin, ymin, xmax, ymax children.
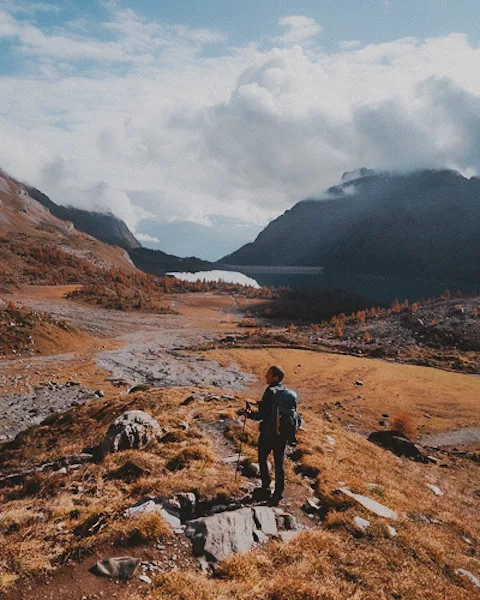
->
<box><xmin>269</xmin><ymin>365</ymin><xmax>284</xmax><ymax>382</ymax></box>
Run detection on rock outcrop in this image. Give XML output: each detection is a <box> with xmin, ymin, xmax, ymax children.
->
<box><xmin>101</xmin><ymin>410</ymin><xmax>162</xmax><ymax>455</ymax></box>
<box><xmin>368</xmin><ymin>430</ymin><xmax>432</xmax><ymax>463</ymax></box>
<box><xmin>185</xmin><ymin>505</ymin><xmax>300</xmax><ymax>564</ymax></box>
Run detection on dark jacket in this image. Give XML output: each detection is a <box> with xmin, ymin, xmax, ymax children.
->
<box><xmin>251</xmin><ymin>383</ymin><xmax>282</xmax><ymax>434</ymax></box>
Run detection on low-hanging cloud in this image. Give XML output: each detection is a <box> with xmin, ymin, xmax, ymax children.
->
<box><xmin>1</xmin><ymin>2</ymin><xmax>480</xmax><ymax>236</ymax></box>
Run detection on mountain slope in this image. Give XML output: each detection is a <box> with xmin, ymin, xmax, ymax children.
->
<box><xmin>223</xmin><ymin>169</ymin><xmax>480</xmax><ymax>281</ymax></box>
<box><xmin>0</xmin><ymin>171</ymin><xmax>137</xmax><ymax>281</ymax></box>
<box><xmin>25</xmin><ymin>185</ymin><xmax>141</xmax><ymax>251</ymax></box>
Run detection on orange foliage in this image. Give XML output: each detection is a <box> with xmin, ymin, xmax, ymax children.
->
<box><xmin>390</xmin><ymin>412</ymin><xmax>416</xmax><ymax>437</ymax></box>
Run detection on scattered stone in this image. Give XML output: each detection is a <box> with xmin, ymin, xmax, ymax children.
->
<box><xmin>175</xmin><ymin>492</ymin><xmax>197</xmax><ymax>521</ymax></box>
<box><xmin>124</xmin><ymin>498</ymin><xmax>183</xmax><ymax>531</ymax></box>
<box><xmin>302</xmin><ymin>497</ymin><xmax>321</xmax><ymax>514</ymax></box>
<box><xmin>426</xmin><ymin>484</ymin><xmax>444</xmax><ymax>496</ymax></box>
<box><xmin>387</xmin><ymin>525</ymin><xmax>397</xmax><ymax>537</ymax></box>
<box><xmin>93</xmin><ymin>557</ymin><xmax>140</xmax><ymax>580</ymax></box>
<box><xmin>355</xmin><ymin>380</ymin><xmax>363</xmax><ymax>386</ymax></box>
<box><xmin>221</xmin><ymin>394</ymin><xmax>236</xmax><ymax>401</ymax></box>
<box><xmin>354</xmin><ymin>516</ymin><xmax>370</xmax><ymax>531</ymax></box>
<box><xmin>242</xmin><ymin>461</ymin><xmax>260</xmax><ymax>478</ymax></box>
<box><xmin>138</xmin><ymin>574</ymin><xmax>152</xmax><ymax>585</ymax></box>
<box><xmin>337</xmin><ymin>487</ymin><xmax>397</xmax><ymax>520</ymax></box>
<box><xmin>105</xmin><ymin>377</ymin><xmax>131</xmax><ymax>387</ymax></box>
<box><xmin>326</xmin><ymin>436</ymin><xmax>336</xmax><ymax>446</ymax></box>
<box><xmin>205</xmin><ymin>394</ymin><xmax>221</xmax><ymax>402</ymax></box>
<box><xmin>378</xmin><ymin>420</ymin><xmax>388</xmax><ymax>427</ymax></box>
<box><xmin>129</xmin><ymin>384</ymin><xmax>150</xmax><ymax>394</ymax></box>
<box><xmin>368</xmin><ymin>430</ymin><xmax>432</xmax><ymax>463</ymax></box>
<box><xmin>181</xmin><ymin>395</ymin><xmax>195</xmax><ymax>406</ymax></box>
<box><xmin>179</xmin><ymin>421</ymin><xmax>190</xmax><ymax>431</ymax></box>
<box><xmin>455</xmin><ymin>568</ymin><xmax>480</xmax><ymax>588</ymax></box>
<box><xmin>222</xmin><ymin>455</ymin><xmax>244</xmax><ymax>464</ymax></box>
<box><xmin>322</xmin><ymin>411</ymin><xmax>333</xmax><ymax>422</ymax></box>
<box><xmin>382</xmin><ymin>413</ymin><xmax>389</xmax><ymax>418</ymax></box>
<box><xmin>101</xmin><ymin>411</ymin><xmax>162</xmax><ymax>455</ymax></box>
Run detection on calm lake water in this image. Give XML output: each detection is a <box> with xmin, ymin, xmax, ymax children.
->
<box><xmin>170</xmin><ymin>267</ymin><xmax>479</xmax><ymax>304</ymax></box>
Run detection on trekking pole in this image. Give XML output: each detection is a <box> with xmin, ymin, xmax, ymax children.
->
<box><xmin>234</xmin><ymin>407</ymin><xmax>248</xmax><ymax>482</ymax></box>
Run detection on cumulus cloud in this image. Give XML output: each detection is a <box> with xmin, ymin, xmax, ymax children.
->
<box><xmin>1</xmin><ymin>3</ymin><xmax>480</xmax><ymax>241</ymax></box>
<box><xmin>274</xmin><ymin>16</ymin><xmax>323</xmax><ymax>44</ymax></box>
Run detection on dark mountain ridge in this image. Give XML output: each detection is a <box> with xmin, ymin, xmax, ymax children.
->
<box><xmin>5</xmin><ymin>174</ymin><xmax>211</xmax><ymax>274</ymax></box>
<box><xmin>222</xmin><ymin>169</ymin><xmax>480</xmax><ymax>282</ymax></box>
<box><xmin>25</xmin><ymin>185</ymin><xmax>141</xmax><ymax>251</ymax></box>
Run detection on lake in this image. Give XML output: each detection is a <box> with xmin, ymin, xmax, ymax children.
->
<box><xmin>169</xmin><ymin>267</ymin><xmax>479</xmax><ymax>304</ymax></box>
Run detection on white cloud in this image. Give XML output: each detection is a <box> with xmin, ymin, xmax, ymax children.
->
<box><xmin>136</xmin><ymin>232</ymin><xmax>160</xmax><ymax>244</ymax></box>
<box><xmin>274</xmin><ymin>15</ymin><xmax>323</xmax><ymax>44</ymax></box>
<box><xmin>1</xmin><ymin>5</ymin><xmax>480</xmax><ymax>241</ymax></box>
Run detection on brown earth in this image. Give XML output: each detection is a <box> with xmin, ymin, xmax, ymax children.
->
<box><xmin>207</xmin><ymin>347</ymin><xmax>480</xmax><ymax>441</ymax></box>
<box><xmin>0</xmin><ymin>285</ymin><xmax>479</xmax><ymax>599</ymax></box>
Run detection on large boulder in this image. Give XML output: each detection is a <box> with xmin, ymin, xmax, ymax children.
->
<box><xmin>186</xmin><ymin>507</ymin><xmax>257</xmax><ymax>563</ymax></box>
<box><xmin>101</xmin><ymin>410</ymin><xmax>162</xmax><ymax>455</ymax></box>
<box><xmin>368</xmin><ymin>430</ymin><xmax>432</xmax><ymax>463</ymax></box>
<box><xmin>185</xmin><ymin>505</ymin><xmax>300</xmax><ymax>564</ymax></box>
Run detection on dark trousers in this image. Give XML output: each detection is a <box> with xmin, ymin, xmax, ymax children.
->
<box><xmin>258</xmin><ymin>433</ymin><xmax>287</xmax><ymax>496</ymax></box>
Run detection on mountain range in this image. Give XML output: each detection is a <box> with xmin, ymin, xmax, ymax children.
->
<box><xmin>223</xmin><ymin>169</ymin><xmax>480</xmax><ymax>283</ymax></box>
<box><xmin>3</xmin><ymin>168</ymin><xmax>480</xmax><ymax>286</ymax></box>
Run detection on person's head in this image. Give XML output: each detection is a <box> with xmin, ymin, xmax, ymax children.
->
<box><xmin>266</xmin><ymin>365</ymin><xmax>284</xmax><ymax>385</ymax></box>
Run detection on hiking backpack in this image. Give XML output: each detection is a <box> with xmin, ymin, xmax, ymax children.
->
<box><xmin>271</xmin><ymin>385</ymin><xmax>300</xmax><ymax>443</ymax></box>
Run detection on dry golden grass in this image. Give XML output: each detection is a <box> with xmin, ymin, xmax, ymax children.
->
<box><xmin>0</xmin><ymin>384</ymin><xmax>479</xmax><ymax>598</ymax></box>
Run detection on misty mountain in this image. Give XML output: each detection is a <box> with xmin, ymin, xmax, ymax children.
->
<box><xmin>25</xmin><ymin>186</ymin><xmax>141</xmax><ymax>251</ymax></box>
<box><xmin>222</xmin><ymin>169</ymin><xmax>480</xmax><ymax>282</ymax></box>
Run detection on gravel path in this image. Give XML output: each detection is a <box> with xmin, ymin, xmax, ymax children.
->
<box><xmin>0</xmin><ymin>295</ymin><xmax>255</xmax><ymax>442</ymax></box>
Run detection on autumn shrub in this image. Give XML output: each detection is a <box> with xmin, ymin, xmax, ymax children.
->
<box><xmin>390</xmin><ymin>411</ymin><xmax>416</xmax><ymax>437</ymax></box>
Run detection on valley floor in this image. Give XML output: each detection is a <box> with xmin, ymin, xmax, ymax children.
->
<box><xmin>0</xmin><ymin>286</ymin><xmax>479</xmax><ymax>599</ymax></box>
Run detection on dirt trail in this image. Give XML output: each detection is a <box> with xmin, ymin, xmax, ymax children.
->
<box><xmin>0</xmin><ymin>289</ymin><xmax>255</xmax><ymax>441</ymax></box>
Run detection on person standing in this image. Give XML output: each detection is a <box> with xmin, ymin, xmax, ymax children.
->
<box><xmin>245</xmin><ymin>365</ymin><xmax>298</xmax><ymax>506</ymax></box>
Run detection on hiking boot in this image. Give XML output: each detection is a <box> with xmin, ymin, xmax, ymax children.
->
<box><xmin>253</xmin><ymin>487</ymin><xmax>271</xmax><ymax>501</ymax></box>
<box><xmin>268</xmin><ymin>493</ymin><xmax>283</xmax><ymax>506</ymax></box>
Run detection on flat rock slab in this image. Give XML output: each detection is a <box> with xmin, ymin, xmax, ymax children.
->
<box><xmin>94</xmin><ymin>557</ymin><xmax>140</xmax><ymax>580</ymax></box>
<box><xmin>338</xmin><ymin>487</ymin><xmax>398</xmax><ymax>520</ymax></box>
<box><xmin>124</xmin><ymin>498</ymin><xmax>183</xmax><ymax>531</ymax></box>
<box><xmin>186</xmin><ymin>507</ymin><xmax>257</xmax><ymax>562</ymax></box>
<box><xmin>185</xmin><ymin>505</ymin><xmax>297</xmax><ymax>563</ymax></box>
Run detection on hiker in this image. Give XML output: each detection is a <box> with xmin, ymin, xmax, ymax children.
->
<box><xmin>243</xmin><ymin>365</ymin><xmax>298</xmax><ymax>505</ymax></box>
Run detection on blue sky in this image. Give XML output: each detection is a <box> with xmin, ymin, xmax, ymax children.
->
<box><xmin>1</xmin><ymin>0</ymin><xmax>480</xmax><ymax>258</ymax></box>
<box><xmin>5</xmin><ymin>1</ymin><xmax>480</xmax><ymax>51</ymax></box>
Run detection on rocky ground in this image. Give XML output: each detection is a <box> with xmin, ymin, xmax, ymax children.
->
<box><xmin>238</xmin><ymin>295</ymin><xmax>480</xmax><ymax>374</ymax></box>
<box><xmin>0</xmin><ymin>286</ymin><xmax>479</xmax><ymax>599</ymax></box>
